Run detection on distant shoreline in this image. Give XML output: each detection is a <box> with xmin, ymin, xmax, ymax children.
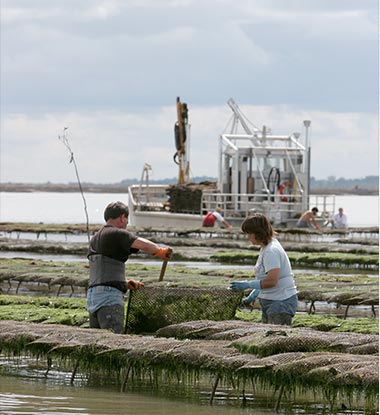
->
<box><xmin>1</xmin><ymin>182</ymin><xmax>378</xmax><ymax>196</ymax></box>
<box><xmin>0</xmin><ymin>182</ymin><xmax>378</xmax><ymax>196</ymax></box>
<box><xmin>0</xmin><ymin>183</ymin><xmax>130</xmax><ymax>194</ymax></box>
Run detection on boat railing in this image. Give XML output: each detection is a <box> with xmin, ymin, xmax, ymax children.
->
<box><xmin>128</xmin><ymin>184</ymin><xmax>168</xmax><ymax>211</ymax></box>
<box><xmin>201</xmin><ymin>192</ymin><xmax>336</xmax><ymax>224</ymax></box>
<box><xmin>201</xmin><ymin>191</ymin><xmax>303</xmax><ymax>218</ymax></box>
<box><xmin>309</xmin><ymin>194</ymin><xmax>336</xmax><ymax>219</ymax></box>
<box><xmin>128</xmin><ymin>184</ymin><xmax>336</xmax><ymax>225</ymax></box>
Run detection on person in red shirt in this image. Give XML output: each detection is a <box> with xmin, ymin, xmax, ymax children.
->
<box><xmin>202</xmin><ymin>207</ymin><xmax>232</xmax><ymax>228</ymax></box>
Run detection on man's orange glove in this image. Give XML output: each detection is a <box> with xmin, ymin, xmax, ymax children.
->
<box><xmin>127</xmin><ymin>279</ymin><xmax>144</xmax><ymax>291</ymax></box>
<box><xmin>153</xmin><ymin>247</ymin><xmax>173</xmax><ymax>260</ymax></box>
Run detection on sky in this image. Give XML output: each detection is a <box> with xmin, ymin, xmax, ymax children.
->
<box><xmin>1</xmin><ymin>0</ymin><xmax>378</xmax><ymax>184</ymax></box>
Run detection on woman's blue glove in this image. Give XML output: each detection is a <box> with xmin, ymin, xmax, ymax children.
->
<box><xmin>242</xmin><ymin>289</ymin><xmax>260</xmax><ymax>306</ymax></box>
<box><xmin>230</xmin><ymin>280</ymin><xmax>261</xmax><ymax>291</ymax></box>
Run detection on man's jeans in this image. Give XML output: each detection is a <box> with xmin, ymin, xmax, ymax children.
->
<box><xmin>87</xmin><ymin>286</ymin><xmax>125</xmax><ymax>333</ymax></box>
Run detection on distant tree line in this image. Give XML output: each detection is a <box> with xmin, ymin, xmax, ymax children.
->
<box><xmin>310</xmin><ymin>175</ymin><xmax>378</xmax><ymax>192</ymax></box>
<box><xmin>2</xmin><ymin>175</ymin><xmax>378</xmax><ymax>195</ymax></box>
<box><xmin>120</xmin><ymin>175</ymin><xmax>216</xmax><ymax>186</ymax></box>
<box><xmin>121</xmin><ymin>175</ymin><xmax>379</xmax><ymax>192</ymax></box>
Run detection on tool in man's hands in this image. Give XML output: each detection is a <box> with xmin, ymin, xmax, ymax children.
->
<box><xmin>124</xmin><ymin>279</ymin><xmax>145</xmax><ymax>334</ymax></box>
<box><xmin>158</xmin><ymin>247</ymin><xmax>173</xmax><ymax>281</ymax></box>
<box><xmin>127</xmin><ymin>279</ymin><xmax>144</xmax><ymax>291</ymax></box>
<box><xmin>154</xmin><ymin>247</ymin><xmax>173</xmax><ymax>260</ymax></box>
<box><xmin>124</xmin><ymin>290</ymin><xmax>133</xmax><ymax>334</ymax></box>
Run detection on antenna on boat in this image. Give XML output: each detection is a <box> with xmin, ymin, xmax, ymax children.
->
<box><xmin>174</xmin><ymin>97</ymin><xmax>190</xmax><ymax>185</ymax></box>
<box><xmin>303</xmin><ymin>120</ymin><xmax>312</xmax><ymax>209</ymax></box>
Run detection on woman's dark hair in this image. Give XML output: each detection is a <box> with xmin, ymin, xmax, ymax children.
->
<box><xmin>104</xmin><ymin>201</ymin><xmax>129</xmax><ymax>221</ymax></box>
<box><xmin>241</xmin><ymin>213</ymin><xmax>274</xmax><ymax>245</ymax></box>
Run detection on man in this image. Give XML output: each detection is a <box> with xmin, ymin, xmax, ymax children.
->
<box><xmin>296</xmin><ymin>207</ymin><xmax>319</xmax><ymax>230</ymax></box>
<box><xmin>87</xmin><ymin>201</ymin><xmax>173</xmax><ymax>333</ymax></box>
<box><xmin>331</xmin><ymin>207</ymin><xmax>348</xmax><ymax>229</ymax></box>
<box><xmin>202</xmin><ymin>207</ymin><xmax>232</xmax><ymax>228</ymax></box>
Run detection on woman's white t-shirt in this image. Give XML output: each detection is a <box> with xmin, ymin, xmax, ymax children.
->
<box><xmin>254</xmin><ymin>239</ymin><xmax>297</xmax><ymax>301</ymax></box>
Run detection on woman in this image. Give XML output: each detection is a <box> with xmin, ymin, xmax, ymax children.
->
<box><xmin>230</xmin><ymin>213</ymin><xmax>297</xmax><ymax>325</ymax></box>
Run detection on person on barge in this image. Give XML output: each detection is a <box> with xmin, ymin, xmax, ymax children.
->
<box><xmin>230</xmin><ymin>213</ymin><xmax>298</xmax><ymax>326</ymax></box>
<box><xmin>202</xmin><ymin>207</ymin><xmax>232</xmax><ymax>229</ymax></box>
<box><xmin>331</xmin><ymin>207</ymin><xmax>348</xmax><ymax>229</ymax></box>
<box><xmin>295</xmin><ymin>207</ymin><xmax>320</xmax><ymax>229</ymax></box>
<box><xmin>87</xmin><ymin>201</ymin><xmax>173</xmax><ymax>333</ymax></box>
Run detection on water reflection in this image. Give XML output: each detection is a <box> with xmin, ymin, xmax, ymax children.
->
<box><xmin>0</xmin><ymin>359</ymin><xmax>369</xmax><ymax>415</ymax></box>
<box><xmin>2</xmin><ymin>229</ymin><xmax>379</xmax><ymax>244</ymax></box>
<box><xmin>0</xmin><ymin>367</ymin><xmax>277</xmax><ymax>415</ymax></box>
<box><xmin>2</xmin><ymin>378</ymin><xmax>250</xmax><ymax>415</ymax></box>
<box><xmin>0</xmin><ymin>251</ymin><xmax>376</xmax><ymax>279</ymax></box>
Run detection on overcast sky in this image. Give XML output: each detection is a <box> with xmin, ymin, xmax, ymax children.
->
<box><xmin>1</xmin><ymin>0</ymin><xmax>378</xmax><ymax>184</ymax></box>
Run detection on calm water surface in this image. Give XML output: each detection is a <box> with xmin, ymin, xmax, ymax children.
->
<box><xmin>1</xmin><ymin>367</ymin><xmax>366</xmax><ymax>415</ymax></box>
<box><xmin>0</xmin><ymin>192</ymin><xmax>378</xmax><ymax>227</ymax></box>
<box><xmin>0</xmin><ymin>372</ymin><xmax>297</xmax><ymax>415</ymax></box>
<box><xmin>0</xmin><ymin>376</ymin><xmax>246</xmax><ymax>415</ymax></box>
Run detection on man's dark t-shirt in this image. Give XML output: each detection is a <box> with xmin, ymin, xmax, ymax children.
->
<box><xmin>88</xmin><ymin>225</ymin><xmax>139</xmax><ymax>292</ymax></box>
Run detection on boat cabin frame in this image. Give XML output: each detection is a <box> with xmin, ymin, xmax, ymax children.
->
<box><xmin>128</xmin><ymin>99</ymin><xmax>335</xmax><ymax>228</ymax></box>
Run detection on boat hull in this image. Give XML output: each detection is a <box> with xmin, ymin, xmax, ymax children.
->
<box><xmin>128</xmin><ymin>210</ymin><xmax>202</xmax><ymax>228</ymax></box>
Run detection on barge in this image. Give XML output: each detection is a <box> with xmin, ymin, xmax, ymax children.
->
<box><xmin>128</xmin><ymin>98</ymin><xmax>335</xmax><ymax>228</ymax></box>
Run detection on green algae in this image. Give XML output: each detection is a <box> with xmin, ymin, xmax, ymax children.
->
<box><xmin>235</xmin><ymin>309</ymin><xmax>379</xmax><ymax>334</ymax></box>
<box><xmin>211</xmin><ymin>251</ymin><xmax>379</xmax><ymax>270</ymax></box>
<box><xmin>0</xmin><ymin>295</ymin><xmax>85</xmax><ymax>308</ymax></box>
<box><xmin>0</xmin><ymin>295</ymin><xmax>88</xmax><ymax>326</ymax></box>
<box><xmin>0</xmin><ymin>294</ymin><xmax>377</xmax><ymax>335</ymax></box>
<box><xmin>0</xmin><ymin>257</ymin><xmax>378</xmax><ymax>322</ymax></box>
<box><xmin>0</xmin><ymin>222</ymin><xmax>100</xmax><ymax>234</ymax></box>
<box><xmin>1</xmin><ymin>257</ymin><xmax>377</xmax><ymax>290</ymax></box>
<box><xmin>1</xmin><ymin>307</ymin><xmax>379</xmax><ymax>411</ymax></box>
<box><xmin>0</xmin><ymin>319</ymin><xmax>377</xmax><ymax>414</ymax></box>
<box><xmin>1</xmin><ymin>221</ymin><xmax>378</xmax><ymax>236</ymax></box>
<box><xmin>125</xmin><ymin>288</ymin><xmax>242</xmax><ymax>334</ymax></box>
<box><xmin>0</xmin><ymin>304</ymin><xmax>88</xmax><ymax>326</ymax></box>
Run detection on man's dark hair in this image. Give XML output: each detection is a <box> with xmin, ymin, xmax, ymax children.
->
<box><xmin>241</xmin><ymin>213</ymin><xmax>274</xmax><ymax>245</ymax></box>
<box><xmin>311</xmin><ymin>207</ymin><xmax>319</xmax><ymax>213</ymax></box>
<box><xmin>104</xmin><ymin>201</ymin><xmax>129</xmax><ymax>221</ymax></box>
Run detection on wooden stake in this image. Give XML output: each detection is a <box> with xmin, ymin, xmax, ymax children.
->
<box><xmin>159</xmin><ymin>259</ymin><xmax>168</xmax><ymax>281</ymax></box>
<box><xmin>158</xmin><ymin>248</ymin><xmax>173</xmax><ymax>281</ymax></box>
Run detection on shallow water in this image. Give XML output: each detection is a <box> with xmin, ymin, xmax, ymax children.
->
<box><xmin>0</xmin><ymin>251</ymin><xmax>377</xmax><ymax>279</ymax></box>
<box><xmin>0</xmin><ymin>375</ymin><xmax>251</xmax><ymax>415</ymax></box>
<box><xmin>0</xmin><ymin>192</ymin><xmax>378</xmax><ymax>227</ymax></box>
<box><xmin>0</xmin><ymin>357</ymin><xmax>372</xmax><ymax>415</ymax></box>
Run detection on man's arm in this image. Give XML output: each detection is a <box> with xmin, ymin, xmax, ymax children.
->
<box><xmin>131</xmin><ymin>237</ymin><xmax>173</xmax><ymax>260</ymax></box>
<box><xmin>131</xmin><ymin>237</ymin><xmax>160</xmax><ymax>255</ymax></box>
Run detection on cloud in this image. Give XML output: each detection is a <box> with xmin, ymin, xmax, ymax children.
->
<box><xmin>1</xmin><ymin>104</ymin><xmax>377</xmax><ymax>183</ymax></box>
<box><xmin>0</xmin><ymin>0</ymin><xmax>378</xmax><ymax>182</ymax></box>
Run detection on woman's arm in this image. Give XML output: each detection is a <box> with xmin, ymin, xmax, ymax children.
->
<box><xmin>260</xmin><ymin>268</ymin><xmax>280</xmax><ymax>289</ymax></box>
